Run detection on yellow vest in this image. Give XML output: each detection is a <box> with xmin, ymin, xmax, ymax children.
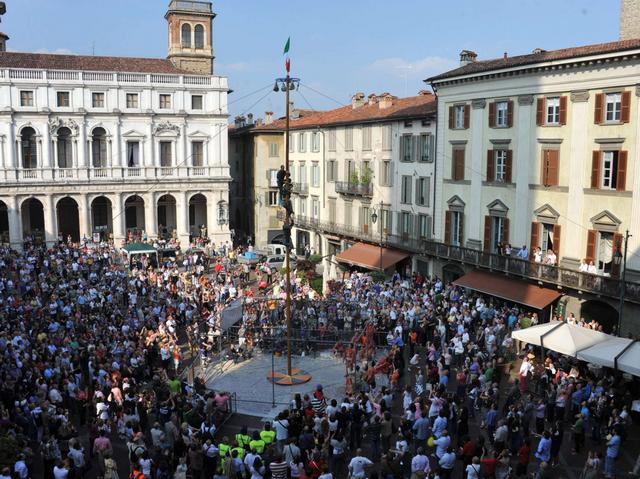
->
<box><xmin>218</xmin><ymin>442</ymin><xmax>231</xmax><ymax>458</ymax></box>
<box><xmin>260</xmin><ymin>430</ymin><xmax>276</xmax><ymax>444</ymax></box>
<box><xmin>249</xmin><ymin>439</ymin><xmax>265</xmax><ymax>454</ymax></box>
<box><xmin>232</xmin><ymin>446</ymin><xmax>246</xmax><ymax>459</ymax></box>
<box><xmin>236</xmin><ymin>433</ymin><xmax>251</xmax><ymax>448</ymax></box>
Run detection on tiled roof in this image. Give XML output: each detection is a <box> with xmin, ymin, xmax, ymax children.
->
<box><xmin>428</xmin><ymin>38</ymin><xmax>640</xmax><ymax>82</ymax></box>
<box><xmin>252</xmin><ymin>93</ymin><xmax>436</xmax><ymax>131</ymax></box>
<box><xmin>0</xmin><ymin>51</ymin><xmax>187</xmax><ymax>74</ymax></box>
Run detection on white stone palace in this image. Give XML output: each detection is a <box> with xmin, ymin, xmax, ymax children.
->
<box><xmin>0</xmin><ymin>0</ymin><xmax>231</xmax><ymax>248</ymax></box>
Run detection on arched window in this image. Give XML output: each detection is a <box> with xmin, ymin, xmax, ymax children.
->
<box><xmin>21</xmin><ymin>127</ymin><xmax>37</xmax><ymax>169</ymax></box>
<box><xmin>181</xmin><ymin>23</ymin><xmax>191</xmax><ymax>48</ymax></box>
<box><xmin>194</xmin><ymin>24</ymin><xmax>205</xmax><ymax>49</ymax></box>
<box><xmin>57</xmin><ymin>127</ymin><xmax>73</xmax><ymax>169</ymax></box>
<box><xmin>92</xmin><ymin>127</ymin><xmax>107</xmax><ymax>167</ymax></box>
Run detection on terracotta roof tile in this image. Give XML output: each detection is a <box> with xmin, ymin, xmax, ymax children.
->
<box><xmin>428</xmin><ymin>38</ymin><xmax>640</xmax><ymax>82</ymax></box>
<box><xmin>0</xmin><ymin>51</ymin><xmax>187</xmax><ymax>74</ymax></box>
<box><xmin>252</xmin><ymin>93</ymin><xmax>436</xmax><ymax>131</ymax></box>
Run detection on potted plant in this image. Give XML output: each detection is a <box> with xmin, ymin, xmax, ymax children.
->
<box><xmin>349</xmin><ymin>170</ymin><xmax>359</xmax><ymax>186</ymax></box>
<box><xmin>360</xmin><ymin>166</ymin><xmax>373</xmax><ymax>194</ymax></box>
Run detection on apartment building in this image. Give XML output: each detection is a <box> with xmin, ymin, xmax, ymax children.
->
<box><xmin>427</xmin><ymin>33</ymin><xmax>640</xmax><ymax>333</ymax></box>
<box><xmin>0</xmin><ymin>0</ymin><xmax>231</xmax><ymax>248</ymax></box>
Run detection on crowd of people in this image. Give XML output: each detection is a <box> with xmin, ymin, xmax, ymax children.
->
<box><xmin>0</xmin><ymin>232</ymin><xmax>638</xmax><ymax>479</ymax></box>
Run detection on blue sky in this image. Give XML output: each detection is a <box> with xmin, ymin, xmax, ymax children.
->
<box><xmin>4</xmin><ymin>0</ymin><xmax>621</xmax><ymax>118</ymax></box>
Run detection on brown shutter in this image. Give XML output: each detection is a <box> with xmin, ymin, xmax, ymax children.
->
<box><xmin>486</xmin><ymin>149</ymin><xmax>494</xmax><ymax>182</ymax></box>
<box><xmin>459</xmin><ymin>213</ymin><xmax>464</xmax><ymax>246</ymax></box>
<box><xmin>502</xmin><ymin>217</ymin><xmax>510</xmax><ymax>244</ymax></box>
<box><xmin>553</xmin><ymin>224</ymin><xmax>561</xmax><ymax>260</ymax></box>
<box><xmin>449</xmin><ymin>106</ymin><xmax>454</xmax><ymax>129</ymax></box>
<box><xmin>612</xmin><ymin>232</ymin><xmax>624</xmax><ymax>277</ymax></box>
<box><xmin>536</xmin><ymin>98</ymin><xmax>545</xmax><ymax>126</ymax></box>
<box><xmin>621</xmin><ymin>91</ymin><xmax>631</xmax><ymax>123</ymax></box>
<box><xmin>559</xmin><ymin>96</ymin><xmax>567</xmax><ymax>125</ymax></box>
<box><xmin>505</xmin><ymin>149</ymin><xmax>513</xmax><ymax>183</ymax></box>
<box><xmin>617</xmin><ymin>150</ymin><xmax>628</xmax><ymax>191</ymax></box>
<box><xmin>585</xmin><ymin>229</ymin><xmax>597</xmax><ymax>264</ymax></box>
<box><xmin>591</xmin><ymin>150</ymin><xmax>601</xmax><ymax>189</ymax></box>
<box><xmin>463</xmin><ymin>104</ymin><xmax>470</xmax><ymax>129</ymax></box>
<box><xmin>484</xmin><ymin>216</ymin><xmax>492</xmax><ymax>252</ymax></box>
<box><xmin>444</xmin><ymin>211</ymin><xmax>452</xmax><ymax>244</ymax></box>
<box><xmin>543</xmin><ymin>149</ymin><xmax>559</xmax><ymax>186</ymax></box>
<box><xmin>488</xmin><ymin>102</ymin><xmax>496</xmax><ymax>128</ymax></box>
<box><xmin>530</xmin><ymin>222</ymin><xmax>540</xmax><ymax>250</ymax></box>
<box><xmin>507</xmin><ymin>100</ymin><xmax>514</xmax><ymax>128</ymax></box>
<box><xmin>594</xmin><ymin>93</ymin><xmax>604</xmax><ymax>124</ymax></box>
<box><xmin>453</xmin><ymin>149</ymin><xmax>465</xmax><ymax>181</ymax></box>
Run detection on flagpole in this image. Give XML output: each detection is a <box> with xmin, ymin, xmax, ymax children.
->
<box><xmin>285</xmin><ymin>70</ymin><xmax>292</xmax><ymax>377</ymax></box>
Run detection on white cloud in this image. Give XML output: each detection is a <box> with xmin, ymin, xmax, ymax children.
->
<box><xmin>33</xmin><ymin>48</ymin><xmax>76</xmax><ymax>55</ymax></box>
<box><xmin>367</xmin><ymin>56</ymin><xmax>458</xmax><ymax>79</ymax></box>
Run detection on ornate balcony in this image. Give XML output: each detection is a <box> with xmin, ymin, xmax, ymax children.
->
<box><xmin>291</xmin><ymin>182</ymin><xmax>309</xmax><ymax>195</ymax></box>
<box><xmin>335</xmin><ymin>181</ymin><xmax>373</xmax><ymax>197</ymax></box>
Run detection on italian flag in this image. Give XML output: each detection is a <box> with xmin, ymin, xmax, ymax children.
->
<box><xmin>284</xmin><ymin>37</ymin><xmax>291</xmax><ymax>73</ymax></box>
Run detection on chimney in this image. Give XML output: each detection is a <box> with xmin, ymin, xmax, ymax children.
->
<box><xmin>288</xmin><ymin>101</ymin><xmax>294</xmax><ymax>118</ymax></box>
<box><xmin>264</xmin><ymin>111</ymin><xmax>273</xmax><ymax>125</ymax></box>
<box><xmin>532</xmin><ymin>47</ymin><xmax>546</xmax><ymax>54</ymax></box>
<box><xmin>503</xmin><ymin>52</ymin><xmax>508</xmax><ymax>59</ymax></box>
<box><xmin>247</xmin><ymin>113</ymin><xmax>254</xmax><ymax>125</ymax></box>
<box><xmin>418</xmin><ymin>89</ymin><xmax>432</xmax><ymax>96</ymax></box>
<box><xmin>459</xmin><ymin>49</ymin><xmax>477</xmax><ymax>67</ymax></box>
<box><xmin>351</xmin><ymin>92</ymin><xmax>365</xmax><ymax>109</ymax></box>
<box><xmin>0</xmin><ymin>32</ymin><xmax>8</xmax><ymax>53</ymax></box>
<box><xmin>378</xmin><ymin>93</ymin><xmax>396</xmax><ymax>110</ymax></box>
<box><xmin>620</xmin><ymin>0</ymin><xmax>640</xmax><ymax>40</ymax></box>
<box><xmin>255</xmin><ymin>118</ymin><xmax>263</xmax><ymax>126</ymax></box>
<box><xmin>368</xmin><ymin>94</ymin><xmax>378</xmax><ymax>106</ymax></box>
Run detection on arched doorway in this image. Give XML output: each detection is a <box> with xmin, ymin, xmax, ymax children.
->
<box><xmin>21</xmin><ymin>198</ymin><xmax>45</xmax><ymax>243</ymax></box>
<box><xmin>57</xmin><ymin>197</ymin><xmax>80</xmax><ymax>242</ymax></box>
<box><xmin>189</xmin><ymin>193</ymin><xmax>207</xmax><ymax>240</ymax></box>
<box><xmin>580</xmin><ymin>300</ymin><xmax>618</xmax><ymax>334</ymax></box>
<box><xmin>0</xmin><ymin>200</ymin><xmax>9</xmax><ymax>244</ymax></box>
<box><xmin>442</xmin><ymin>263</ymin><xmax>465</xmax><ymax>284</ymax></box>
<box><xmin>124</xmin><ymin>195</ymin><xmax>145</xmax><ymax>237</ymax></box>
<box><xmin>296</xmin><ymin>230</ymin><xmax>310</xmax><ymax>256</ymax></box>
<box><xmin>157</xmin><ymin>194</ymin><xmax>177</xmax><ymax>240</ymax></box>
<box><xmin>91</xmin><ymin>196</ymin><xmax>113</xmax><ymax>241</ymax></box>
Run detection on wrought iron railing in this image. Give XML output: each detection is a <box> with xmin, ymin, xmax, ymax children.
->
<box><xmin>335</xmin><ymin>181</ymin><xmax>373</xmax><ymax>197</ymax></box>
<box><xmin>291</xmin><ymin>182</ymin><xmax>309</xmax><ymax>195</ymax></box>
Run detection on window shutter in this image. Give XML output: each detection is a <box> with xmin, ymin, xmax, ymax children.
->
<box><xmin>612</xmin><ymin>233</ymin><xmax>624</xmax><ymax>277</ymax></box>
<box><xmin>617</xmin><ymin>150</ymin><xmax>628</xmax><ymax>191</ymax></box>
<box><xmin>464</xmin><ymin>104</ymin><xmax>470</xmax><ymax>129</ymax></box>
<box><xmin>426</xmin><ymin>215</ymin><xmax>432</xmax><ymax>239</ymax></box>
<box><xmin>553</xmin><ymin>224</ymin><xmax>561</xmax><ymax>259</ymax></box>
<box><xmin>594</xmin><ymin>93</ymin><xmax>603</xmax><ymax>124</ymax></box>
<box><xmin>502</xmin><ymin>217</ymin><xmax>510</xmax><ymax>244</ymax></box>
<box><xmin>559</xmin><ymin>96</ymin><xmax>567</xmax><ymax>125</ymax></box>
<box><xmin>547</xmin><ymin>150</ymin><xmax>559</xmax><ymax>186</ymax></box>
<box><xmin>507</xmin><ymin>100</ymin><xmax>514</xmax><ymax>128</ymax></box>
<box><xmin>444</xmin><ymin>211</ymin><xmax>452</xmax><ymax>244</ymax></box>
<box><xmin>449</xmin><ymin>106</ymin><xmax>454</xmax><ymax>129</ymax></box>
<box><xmin>264</xmin><ymin>191</ymin><xmax>270</xmax><ymax>206</ymax></box>
<box><xmin>621</xmin><ymin>91</ymin><xmax>631</xmax><ymax>123</ymax></box>
<box><xmin>399</xmin><ymin>135</ymin><xmax>405</xmax><ymax>162</ymax></box>
<box><xmin>505</xmin><ymin>150</ymin><xmax>513</xmax><ymax>183</ymax></box>
<box><xmin>536</xmin><ymin>98</ymin><xmax>545</xmax><ymax>126</ymax></box>
<box><xmin>453</xmin><ymin>149</ymin><xmax>465</xmax><ymax>181</ymax></box>
<box><xmin>488</xmin><ymin>102</ymin><xmax>496</xmax><ymax>128</ymax></box>
<box><xmin>459</xmin><ymin>213</ymin><xmax>464</xmax><ymax>245</ymax></box>
<box><xmin>413</xmin><ymin>215</ymin><xmax>420</xmax><ymax>238</ymax></box>
<box><xmin>530</xmin><ymin>222</ymin><xmax>540</xmax><ymax>250</ymax></box>
<box><xmin>590</xmin><ymin>150</ymin><xmax>601</xmax><ymax>189</ymax></box>
<box><xmin>483</xmin><ymin>216</ymin><xmax>492</xmax><ymax>252</ymax></box>
<box><xmin>585</xmin><ymin>229</ymin><xmax>597</xmax><ymax>264</ymax></box>
<box><xmin>486</xmin><ymin>149</ymin><xmax>495</xmax><ymax>182</ymax></box>
<box><xmin>415</xmin><ymin>179</ymin><xmax>420</xmax><ymax>206</ymax></box>
<box><xmin>412</xmin><ymin>135</ymin><xmax>418</xmax><ymax>162</ymax></box>
<box><xmin>396</xmin><ymin>212</ymin><xmax>403</xmax><ymax>236</ymax></box>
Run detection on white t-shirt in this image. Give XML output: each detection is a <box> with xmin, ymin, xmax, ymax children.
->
<box><xmin>466</xmin><ymin>463</ymin><xmax>481</xmax><ymax>479</ymax></box>
<box><xmin>348</xmin><ymin>456</ymin><xmax>373</xmax><ymax>478</ymax></box>
<box><xmin>274</xmin><ymin>419</ymin><xmax>289</xmax><ymax>441</ymax></box>
<box><xmin>53</xmin><ymin>466</ymin><xmax>69</xmax><ymax>479</ymax></box>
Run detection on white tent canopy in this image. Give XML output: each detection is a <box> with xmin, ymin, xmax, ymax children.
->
<box><xmin>612</xmin><ymin>342</ymin><xmax>640</xmax><ymax>377</ymax></box>
<box><xmin>511</xmin><ymin>321</ymin><xmax>610</xmax><ymax>357</ymax></box>
<box><xmin>577</xmin><ymin>337</ymin><xmax>633</xmax><ymax>369</ymax></box>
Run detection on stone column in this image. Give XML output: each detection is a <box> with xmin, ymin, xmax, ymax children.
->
<box><xmin>176</xmin><ymin>190</ymin><xmax>190</xmax><ymax>247</ymax></box>
<box><xmin>111</xmin><ymin>193</ymin><xmax>125</xmax><ymax>245</ymax></box>
<box><xmin>564</xmin><ymin>90</ymin><xmax>590</xmax><ymax>268</ymax></box>
<box><xmin>206</xmin><ymin>192</ymin><xmax>217</xmax><ymax>244</ymax></box>
<box><xmin>43</xmin><ymin>194</ymin><xmax>58</xmax><ymax>246</ymax></box>
<box><xmin>77</xmin><ymin>120</ymin><xmax>87</xmax><ymax>168</ymax></box>
<box><xmin>144</xmin><ymin>192</ymin><xmax>157</xmax><ymax>240</ymax></box>
<box><xmin>7</xmin><ymin>120</ymin><xmax>16</xmax><ymax>169</ymax></box>
<box><xmin>78</xmin><ymin>193</ymin><xmax>91</xmax><ymax>240</ymax></box>
<box><xmin>7</xmin><ymin>196</ymin><xmax>22</xmax><ymax>249</ymax></box>
<box><xmin>515</xmin><ymin>95</ymin><xmax>534</xmax><ymax>248</ymax></box>
<box><xmin>466</xmin><ymin>98</ymin><xmax>486</xmax><ymax>250</ymax></box>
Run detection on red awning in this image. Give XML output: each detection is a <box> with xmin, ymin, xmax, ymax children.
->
<box><xmin>453</xmin><ymin>270</ymin><xmax>562</xmax><ymax>310</ymax></box>
<box><xmin>336</xmin><ymin>242</ymin><xmax>409</xmax><ymax>271</ymax></box>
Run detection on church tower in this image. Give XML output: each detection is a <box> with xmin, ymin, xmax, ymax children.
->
<box><xmin>166</xmin><ymin>0</ymin><xmax>215</xmax><ymax>75</ymax></box>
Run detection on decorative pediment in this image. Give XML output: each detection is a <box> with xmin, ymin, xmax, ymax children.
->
<box><xmin>487</xmin><ymin>199</ymin><xmax>509</xmax><ymax>216</ymax></box>
<box><xmin>447</xmin><ymin>195</ymin><xmax>466</xmax><ymax>208</ymax></box>
<box><xmin>534</xmin><ymin>203</ymin><xmax>560</xmax><ymax>223</ymax></box>
<box><xmin>152</xmin><ymin>121</ymin><xmax>181</xmax><ymax>136</ymax></box>
<box><xmin>187</xmin><ymin>130</ymin><xmax>210</xmax><ymax>139</ymax></box>
<box><xmin>590</xmin><ymin>210</ymin><xmax>621</xmax><ymax>232</ymax></box>
<box><xmin>122</xmin><ymin>129</ymin><xmax>146</xmax><ymax>138</ymax></box>
<box><xmin>49</xmin><ymin>117</ymin><xmax>79</xmax><ymax>135</ymax></box>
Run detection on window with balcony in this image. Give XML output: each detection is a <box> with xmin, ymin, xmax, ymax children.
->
<box><xmin>181</xmin><ymin>23</ymin><xmax>191</xmax><ymax>47</ymax></box>
<box><xmin>344</xmin><ymin>201</ymin><xmax>352</xmax><ymax>226</ymax></box>
<box><xmin>312</xmin><ymin>197</ymin><xmax>320</xmax><ymax>220</ymax></box>
<box><xmin>160</xmin><ymin>141</ymin><xmax>172</xmax><ymax>167</ymax></box>
<box><xmin>92</xmin><ymin>92</ymin><xmax>105</xmax><ymax>108</ymax></box>
<box><xmin>159</xmin><ymin>94</ymin><xmax>172</xmax><ymax>109</ymax></box>
<box><xmin>192</xmin><ymin>141</ymin><xmax>204</xmax><ymax>167</ymax></box>
<box><xmin>126</xmin><ymin>93</ymin><xmax>139</xmax><ymax>109</ymax></box>
<box><xmin>21</xmin><ymin>127</ymin><xmax>37</xmax><ymax>169</ymax></box>
<box><xmin>418</xmin><ymin>214</ymin><xmax>430</xmax><ymax>239</ymax></box>
<box><xmin>91</xmin><ymin>127</ymin><xmax>107</xmax><ymax>168</ymax></box>
<box><xmin>191</xmin><ymin>95</ymin><xmax>203</xmax><ymax>110</ymax></box>
<box><xmin>127</xmin><ymin>141</ymin><xmax>140</xmax><ymax>167</ymax></box>
<box><xmin>401</xmin><ymin>175</ymin><xmax>412</xmax><ymax>204</ymax></box>
<box><xmin>451</xmin><ymin>211</ymin><xmax>462</xmax><ymax>246</ymax></box>
<box><xmin>57</xmin><ymin>127</ymin><xmax>73</xmax><ymax>169</ymax></box>
<box><xmin>57</xmin><ymin>91</ymin><xmax>70</xmax><ymax>107</ymax></box>
<box><xmin>483</xmin><ymin>214</ymin><xmax>509</xmax><ymax>252</ymax></box>
<box><xmin>20</xmin><ymin>90</ymin><xmax>33</xmax><ymax>107</ymax></box>
<box><xmin>194</xmin><ymin>24</ymin><xmax>205</xmax><ymax>49</ymax></box>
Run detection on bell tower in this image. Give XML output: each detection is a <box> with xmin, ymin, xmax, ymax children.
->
<box><xmin>165</xmin><ymin>0</ymin><xmax>215</xmax><ymax>75</ymax></box>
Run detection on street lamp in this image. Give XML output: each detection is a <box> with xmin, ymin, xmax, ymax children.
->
<box><xmin>614</xmin><ymin>229</ymin><xmax>632</xmax><ymax>335</ymax></box>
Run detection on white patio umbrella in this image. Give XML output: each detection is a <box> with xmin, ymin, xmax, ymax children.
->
<box><xmin>511</xmin><ymin>321</ymin><xmax>610</xmax><ymax>357</ymax></box>
<box><xmin>577</xmin><ymin>337</ymin><xmax>633</xmax><ymax>369</ymax></box>
<box><xmin>616</xmin><ymin>342</ymin><xmax>640</xmax><ymax>377</ymax></box>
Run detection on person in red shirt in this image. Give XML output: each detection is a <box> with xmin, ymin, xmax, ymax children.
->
<box><xmin>459</xmin><ymin>436</ymin><xmax>476</xmax><ymax>471</ymax></box>
<box><xmin>481</xmin><ymin>453</ymin><xmax>498</xmax><ymax>479</ymax></box>
<box><xmin>516</xmin><ymin>438</ymin><xmax>531</xmax><ymax>477</ymax></box>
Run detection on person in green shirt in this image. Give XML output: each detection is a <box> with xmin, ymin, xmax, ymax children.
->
<box><xmin>168</xmin><ymin>377</ymin><xmax>182</xmax><ymax>395</ymax></box>
<box><xmin>573</xmin><ymin>414</ymin><xmax>585</xmax><ymax>454</ymax></box>
<box><xmin>231</xmin><ymin>440</ymin><xmax>246</xmax><ymax>460</ymax></box>
<box><xmin>218</xmin><ymin>436</ymin><xmax>231</xmax><ymax>473</ymax></box>
<box><xmin>260</xmin><ymin>422</ymin><xmax>276</xmax><ymax>445</ymax></box>
<box><xmin>236</xmin><ymin>426</ymin><xmax>251</xmax><ymax>450</ymax></box>
<box><xmin>249</xmin><ymin>431</ymin><xmax>266</xmax><ymax>454</ymax></box>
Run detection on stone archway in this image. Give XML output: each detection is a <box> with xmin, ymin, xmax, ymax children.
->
<box><xmin>580</xmin><ymin>299</ymin><xmax>619</xmax><ymax>334</ymax></box>
<box><xmin>124</xmin><ymin>195</ymin><xmax>145</xmax><ymax>235</ymax></box>
<box><xmin>21</xmin><ymin>197</ymin><xmax>45</xmax><ymax>243</ymax></box>
<box><xmin>91</xmin><ymin>196</ymin><xmax>113</xmax><ymax>241</ymax></box>
<box><xmin>189</xmin><ymin>193</ymin><xmax>207</xmax><ymax>239</ymax></box>
<box><xmin>157</xmin><ymin>194</ymin><xmax>177</xmax><ymax>240</ymax></box>
<box><xmin>0</xmin><ymin>200</ymin><xmax>8</xmax><ymax>244</ymax></box>
<box><xmin>57</xmin><ymin>197</ymin><xmax>80</xmax><ymax>242</ymax></box>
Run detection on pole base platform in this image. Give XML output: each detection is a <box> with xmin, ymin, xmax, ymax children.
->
<box><xmin>267</xmin><ymin>368</ymin><xmax>312</xmax><ymax>386</ymax></box>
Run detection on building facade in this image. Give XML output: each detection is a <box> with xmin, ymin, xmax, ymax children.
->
<box><xmin>427</xmin><ymin>39</ymin><xmax>640</xmax><ymax>333</ymax></box>
<box><xmin>0</xmin><ymin>0</ymin><xmax>231</xmax><ymax>249</ymax></box>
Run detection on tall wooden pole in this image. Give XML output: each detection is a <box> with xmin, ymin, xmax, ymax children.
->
<box><xmin>285</xmin><ymin>75</ymin><xmax>293</xmax><ymax>376</ymax></box>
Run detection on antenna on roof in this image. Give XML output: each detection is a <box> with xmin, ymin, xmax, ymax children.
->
<box><xmin>92</xmin><ymin>41</ymin><xmax>95</xmax><ymax>56</ymax></box>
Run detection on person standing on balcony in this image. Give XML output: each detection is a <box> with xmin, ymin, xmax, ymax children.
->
<box><xmin>517</xmin><ymin>245</ymin><xmax>529</xmax><ymax>260</ymax></box>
